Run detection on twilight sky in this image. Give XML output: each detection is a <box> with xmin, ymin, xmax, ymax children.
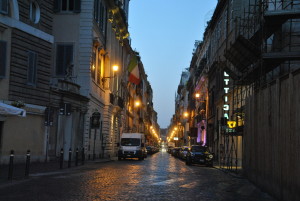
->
<box><xmin>128</xmin><ymin>0</ymin><xmax>218</xmax><ymax>128</ymax></box>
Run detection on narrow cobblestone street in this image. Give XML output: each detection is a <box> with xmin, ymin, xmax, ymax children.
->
<box><xmin>0</xmin><ymin>151</ymin><xmax>276</xmax><ymax>201</ymax></box>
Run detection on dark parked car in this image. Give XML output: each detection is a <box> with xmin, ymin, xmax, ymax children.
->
<box><xmin>179</xmin><ymin>146</ymin><xmax>190</xmax><ymax>160</ymax></box>
<box><xmin>146</xmin><ymin>146</ymin><xmax>153</xmax><ymax>154</ymax></box>
<box><xmin>186</xmin><ymin>145</ymin><xmax>213</xmax><ymax>167</ymax></box>
<box><xmin>167</xmin><ymin>146</ymin><xmax>174</xmax><ymax>154</ymax></box>
<box><xmin>171</xmin><ymin>147</ymin><xmax>181</xmax><ymax>158</ymax></box>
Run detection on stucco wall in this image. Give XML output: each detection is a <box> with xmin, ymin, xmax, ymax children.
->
<box><xmin>1</xmin><ymin>113</ymin><xmax>45</xmax><ymax>164</ymax></box>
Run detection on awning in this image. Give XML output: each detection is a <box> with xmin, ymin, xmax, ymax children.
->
<box><xmin>0</xmin><ymin>102</ymin><xmax>26</xmax><ymax>117</ymax></box>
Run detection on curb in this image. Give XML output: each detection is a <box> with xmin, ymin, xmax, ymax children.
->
<box><xmin>213</xmin><ymin>166</ymin><xmax>245</xmax><ymax>179</ymax></box>
<box><xmin>0</xmin><ymin>158</ymin><xmax>113</xmax><ymax>186</ymax></box>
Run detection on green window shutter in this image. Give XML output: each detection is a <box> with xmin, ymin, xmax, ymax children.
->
<box><xmin>74</xmin><ymin>0</ymin><xmax>81</xmax><ymax>13</ymax></box>
<box><xmin>0</xmin><ymin>41</ymin><xmax>6</xmax><ymax>77</ymax></box>
<box><xmin>0</xmin><ymin>0</ymin><xmax>8</xmax><ymax>14</ymax></box>
<box><xmin>27</xmin><ymin>51</ymin><xmax>37</xmax><ymax>85</ymax></box>
<box><xmin>53</xmin><ymin>0</ymin><xmax>61</xmax><ymax>13</ymax></box>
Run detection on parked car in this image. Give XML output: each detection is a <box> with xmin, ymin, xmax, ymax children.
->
<box><xmin>179</xmin><ymin>146</ymin><xmax>190</xmax><ymax>160</ymax></box>
<box><xmin>186</xmin><ymin>145</ymin><xmax>214</xmax><ymax>167</ymax></box>
<box><xmin>171</xmin><ymin>147</ymin><xmax>181</xmax><ymax>158</ymax></box>
<box><xmin>167</xmin><ymin>146</ymin><xmax>174</xmax><ymax>154</ymax></box>
<box><xmin>146</xmin><ymin>146</ymin><xmax>152</xmax><ymax>154</ymax></box>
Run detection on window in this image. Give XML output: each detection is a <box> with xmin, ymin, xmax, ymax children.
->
<box><xmin>56</xmin><ymin>44</ymin><xmax>73</xmax><ymax>76</ymax></box>
<box><xmin>97</xmin><ymin>56</ymin><xmax>101</xmax><ymax>84</ymax></box>
<box><xmin>54</xmin><ymin>0</ymin><xmax>81</xmax><ymax>13</ymax></box>
<box><xmin>91</xmin><ymin>51</ymin><xmax>96</xmax><ymax>80</ymax></box>
<box><xmin>94</xmin><ymin>0</ymin><xmax>107</xmax><ymax>34</ymax></box>
<box><xmin>27</xmin><ymin>51</ymin><xmax>37</xmax><ymax>85</ymax></box>
<box><xmin>0</xmin><ymin>41</ymin><xmax>6</xmax><ymax>78</ymax></box>
<box><xmin>0</xmin><ymin>0</ymin><xmax>8</xmax><ymax>14</ymax></box>
<box><xmin>121</xmin><ymin>138</ymin><xmax>140</xmax><ymax>146</ymax></box>
<box><xmin>29</xmin><ymin>1</ymin><xmax>40</xmax><ymax>24</ymax></box>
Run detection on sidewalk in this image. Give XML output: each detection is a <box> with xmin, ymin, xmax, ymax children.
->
<box><xmin>0</xmin><ymin>158</ymin><xmax>112</xmax><ymax>185</ymax></box>
<box><xmin>213</xmin><ymin>164</ymin><xmax>245</xmax><ymax>179</ymax></box>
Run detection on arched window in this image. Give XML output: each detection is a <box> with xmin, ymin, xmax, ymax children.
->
<box><xmin>29</xmin><ymin>1</ymin><xmax>40</xmax><ymax>24</ymax></box>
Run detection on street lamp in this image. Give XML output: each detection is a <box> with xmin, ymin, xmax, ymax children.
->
<box><xmin>133</xmin><ymin>100</ymin><xmax>141</xmax><ymax>132</ymax></box>
<box><xmin>102</xmin><ymin>65</ymin><xmax>119</xmax><ymax>83</ymax></box>
<box><xmin>134</xmin><ymin>100</ymin><xmax>141</xmax><ymax>107</ymax></box>
<box><xmin>183</xmin><ymin>112</ymin><xmax>189</xmax><ymax>118</ymax></box>
<box><xmin>112</xmin><ymin>65</ymin><xmax>119</xmax><ymax>72</ymax></box>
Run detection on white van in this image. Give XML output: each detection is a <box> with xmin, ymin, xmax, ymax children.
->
<box><xmin>118</xmin><ymin>133</ymin><xmax>147</xmax><ymax>160</ymax></box>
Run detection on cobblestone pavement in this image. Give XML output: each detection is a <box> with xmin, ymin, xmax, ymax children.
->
<box><xmin>0</xmin><ymin>151</ymin><xmax>276</xmax><ymax>201</ymax></box>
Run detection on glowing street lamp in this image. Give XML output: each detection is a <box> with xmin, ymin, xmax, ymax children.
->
<box><xmin>183</xmin><ymin>112</ymin><xmax>189</xmax><ymax>118</ymax></box>
<box><xmin>134</xmin><ymin>100</ymin><xmax>141</xmax><ymax>107</ymax></box>
<box><xmin>102</xmin><ymin>65</ymin><xmax>119</xmax><ymax>83</ymax></box>
<box><xmin>112</xmin><ymin>65</ymin><xmax>119</xmax><ymax>72</ymax></box>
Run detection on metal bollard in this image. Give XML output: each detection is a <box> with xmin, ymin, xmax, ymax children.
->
<box><xmin>25</xmin><ymin>150</ymin><xmax>30</xmax><ymax>178</ymax></box>
<box><xmin>75</xmin><ymin>148</ymin><xmax>79</xmax><ymax>166</ymax></box>
<box><xmin>60</xmin><ymin>148</ymin><xmax>64</xmax><ymax>169</ymax></box>
<box><xmin>68</xmin><ymin>148</ymin><xmax>72</xmax><ymax>168</ymax></box>
<box><xmin>8</xmin><ymin>150</ymin><xmax>14</xmax><ymax>180</ymax></box>
<box><xmin>81</xmin><ymin>148</ymin><xmax>85</xmax><ymax>165</ymax></box>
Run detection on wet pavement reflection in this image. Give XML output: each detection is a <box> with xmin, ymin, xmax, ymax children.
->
<box><xmin>0</xmin><ymin>151</ymin><xmax>276</xmax><ymax>201</ymax></box>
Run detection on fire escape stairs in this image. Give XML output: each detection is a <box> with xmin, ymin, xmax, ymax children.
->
<box><xmin>226</xmin><ymin>7</ymin><xmax>300</xmax><ymax>84</ymax></box>
<box><xmin>224</xmin><ymin>35</ymin><xmax>260</xmax><ymax>83</ymax></box>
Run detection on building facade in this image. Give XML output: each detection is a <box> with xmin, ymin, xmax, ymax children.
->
<box><xmin>0</xmin><ymin>0</ymin><xmax>54</xmax><ymax>163</ymax></box>
<box><xmin>0</xmin><ymin>0</ymin><xmax>159</xmax><ymax>164</ymax></box>
<box><xmin>169</xmin><ymin>0</ymin><xmax>300</xmax><ymax>200</ymax></box>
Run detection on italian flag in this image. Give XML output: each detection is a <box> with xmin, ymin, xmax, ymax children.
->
<box><xmin>128</xmin><ymin>55</ymin><xmax>141</xmax><ymax>85</ymax></box>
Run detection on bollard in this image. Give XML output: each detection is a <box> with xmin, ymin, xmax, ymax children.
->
<box><xmin>60</xmin><ymin>148</ymin><xmax>64</xmax><ymax>169</ymax></box>
<box><xmin>25</xmin><ymin>150</ymin><xmax>30</xmax><ymax>178</ymax></box>
<box><xmin>81</xmin><ymin>148</ymin><xmax>85</xmax><ymax>165</ymax></box>
<box><xmin>68</xmin><ymin>148</ymin><xmax>72</xmax><ymax>168</ymax></box>
<box><xmin>8</xmin><ymin>150</ymin><xmax>14</xmax><ymax>180</ymax></box>
<box><xmin>75</xmin><ymin>148</ymin><xmax>79</xmax><ymax>166</ymax></box>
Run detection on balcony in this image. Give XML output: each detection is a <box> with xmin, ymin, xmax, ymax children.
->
<box><xmin>50</xmin><ymin>78</ymin><xmax>80</xmax><ymax>94</ymax></box>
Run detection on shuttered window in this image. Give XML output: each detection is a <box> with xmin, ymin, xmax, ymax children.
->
<box><xmin>53</xmin><ymin>0</ymin><xmax>81</xmax><ymax>13</ymax></box>
<box><xmin>56</xmin><ymin>44</ymin><xmax>73</xmax><ymax>76</ymax></box>
<box><xmin>27</xmin><ymin>51</ymin><xmax>37</xmax><ymax>85</ymax></box>
<box><xmin>97</xmin><ymin>56</ymin><xmax>101</xmax><ymax>84</ymax></box>
<box><xmin>91</xmin><ymin>51</ymin><xmax>96</xmax><ymax>80</ymax></box>
<box><xmin>94</xmin><ymin>0</ymin><xmax>107</xmax><ymax>34</ymax></box>
<box><xmin>0</xmin><ymin>41</ymin><xmax>6</xmax><ymax>77</ymax></box>
<box><xmin>0</xmin><ymin>0</ymin><xmax>8</xmax><ymax>14</ymax></box>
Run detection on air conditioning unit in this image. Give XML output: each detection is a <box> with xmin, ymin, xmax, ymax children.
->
<box><xmin>0</xmin><ymin>0</ymin><xmax>8</xmax><ymax>15</ymax></box>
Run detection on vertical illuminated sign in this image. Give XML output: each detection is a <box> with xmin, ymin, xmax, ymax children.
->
<box><xmin>223</xmin><ymin>72</ymin><xmax>229</xmax><ymax>119</ymax></box>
